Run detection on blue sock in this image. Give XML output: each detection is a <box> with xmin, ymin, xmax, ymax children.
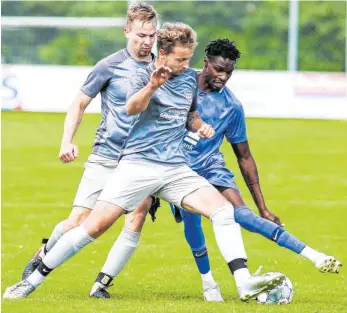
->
<box><xmin>181</xmin><ymin>209</ymin><xmax>211</xmax><ymax>274</ymax></box>
<box><xmin>234</xmin><ymin>206</ymin><xmax>306</xmax><ymax>254</ymax></box>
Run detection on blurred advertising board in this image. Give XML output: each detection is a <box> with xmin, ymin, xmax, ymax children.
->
<box><xmin>1</xmin><ymin>65</ymin><xmax>346</xmax><ymax>119</ymax></box>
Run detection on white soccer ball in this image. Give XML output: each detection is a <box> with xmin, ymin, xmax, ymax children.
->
<box><xmin>256</xmin><ymin>272</ymin><xmax>293</xmax><ymax>305</ymax></box>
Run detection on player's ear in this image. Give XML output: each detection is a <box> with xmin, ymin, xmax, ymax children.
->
<box><xmin>159</xmin><ymin>48</ymin><xmax>166</xmax><ymax>57</ymax></box>
<box><xmin>124</xmin><ymin>27</ymin><xmax>130</xmax><ymax>39</ymax></box>
<box><xmin>203</xmin><ymin>57</ymin><xmax>209</xmax><ymax>69</ymax></box>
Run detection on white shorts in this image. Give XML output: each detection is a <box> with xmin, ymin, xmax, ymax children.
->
<box><xmin>73</xmin><ymin>154</ymin><xmax>119</xmax><ymax>209</ymax></box>
<box><xmin>98</xmin><ymin>160</ymin><xmax>212</xmax><ymax>212</ymax></box>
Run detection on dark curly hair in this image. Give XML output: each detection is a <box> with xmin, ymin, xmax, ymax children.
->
<box><xmin>205</xmin><ymin>39</ymin><xmax>241</xmax><ymax>61</ymax></box>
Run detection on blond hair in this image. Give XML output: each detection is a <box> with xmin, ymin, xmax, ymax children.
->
<box><xmin>126</xmin><ymin>2</ymin><xmax>158</xmax><ymax>28</ymax></box>
<box><xmin>157</xmin><ymin>22</ymin><xmax>198</xmax><ymax>54</ymax></box>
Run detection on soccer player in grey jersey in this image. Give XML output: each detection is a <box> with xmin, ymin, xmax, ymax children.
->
<box><xmin>4</xmin><ymin>23</ymin><xmax>285</xmax><ymax>301</ymax></box>
<box><xmin>11</xmin><ymin>1</ymin><xmax>160</xmax><ymax>291</ymax></box>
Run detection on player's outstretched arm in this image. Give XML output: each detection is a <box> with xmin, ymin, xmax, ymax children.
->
<box><xmin>59</xmin><ymin>91</ymin><xmax>92</xmax><ymax>163</ymax></box>
<box><xmin>126</xmin><ymin>65</ymin><xmax>171</xmax><ymax>115</ymax></box>
<box><xmin>231</xmin><ymin>140</ymin><xmax>283</xmax><ymax>226</ymax></box>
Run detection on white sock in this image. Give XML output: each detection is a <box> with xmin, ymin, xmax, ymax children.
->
<box><xmin>210</xmin><ymin>205</ymin><xmax>248</xmax><ymax>262</ymax></box>
<box><xmin>43</xmin><ymin>226</ymin><xmax>94</xmax><ymax>269</ymax></box>
<box><xmin>100</xmin><ymin>228</ymin><xmax>141</xmax><ymax>278</ymax></box>
<box><xmin>233</xmin><ymin>268</ymin><xmax>251</xmax><ymax>289</ymax></box>
<box><xmin>210</xmin><ymin>206</ymin><xmax>250</xmax><ymax>288</ymax></box>
<box><xmin>300</xmin><ymin>246</ymin><xmax>322</xmax><ymax>263</ymax></box>
<box><xmin>45</xmin><ymin>221</ymin><xmax>66</xmax><ymax>253</ymax></box>
<box><xmin>27</xmin><ymin>269</ymin><xmax>45</xmax><ymax>288</ymax></box>
<box><xmin>201</xmin><ymin>270</ymin><xmax>217</xmax><ymax>287</ymax></box>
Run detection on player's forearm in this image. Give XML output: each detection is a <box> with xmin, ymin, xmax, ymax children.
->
<box><xmin>238</xmin><ymin>156</ymin><xmax>267</xmax><ymax>212</ymax></box>
<box><xmin>126</xmin><ymin>83</ymin><xmax>158</xmax><ymax>115</ymax></box>
<box><xmin>186</xmin><ymin>111</ymin><xmax>204</xmax><ymax>132</ymax></box>
<box><xmin>61</xmin><ymin>98</ymin><xmax>87</xmax><ymax>143</ymax></box>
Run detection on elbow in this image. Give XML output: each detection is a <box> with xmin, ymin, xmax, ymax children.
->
<box><xmin>125</xmin><ymin>102</ymin><xmax>137</xmax><ymax>116</ymax></box>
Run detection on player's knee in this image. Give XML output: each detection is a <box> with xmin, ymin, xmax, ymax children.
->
<box><xmin>210</xmin><ymin>204</ymin><xmax>235</xmax><ymax>225</ymax></box>
<box><xmin>124</xmin><ymin>210</ymin><xmax>147</xmax><ymax>232</ymax></box>
<box><xmin>234</xmin><ymin>205</ymin><xmax>256</xmax><ymax>229</ymax></box>
<box><xmin>65</xmin><ymin>207</ymin><xmax>91</xmax><ymax>232</ymax></box>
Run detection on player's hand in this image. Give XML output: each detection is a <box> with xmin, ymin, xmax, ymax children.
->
<box><xmin>59</xmin><ymin>141</ymin><xmax>78</xmax><ymax>163</ymax></box>
<box><xmin>150</xmin><ymin>65</ymin><xmax>172</xmax><ymax>87</ymax></box>
<box><xmin>197</xmin><ymin>123</ymin><xmax>215</xmax><ymax>139</ymax></box>
<box><xmin>260</xmin><ymin>209</ymin><xmax>284</xmax><ymax>227</ymax></box>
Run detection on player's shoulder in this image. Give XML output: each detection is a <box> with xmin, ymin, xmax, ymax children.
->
<box><xmin>223</xmin><ymin>86</ymin><xmax>244</xmax><ymax>112</ymax></box>
<box><xmin>96</xmin><ymin>49</ymin><xmax>130</xmax><ymax>69</ymax></box>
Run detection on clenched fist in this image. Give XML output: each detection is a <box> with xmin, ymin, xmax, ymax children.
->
<box><xmin>59</xmin><ymin>142</ymin><xmax>79</xmax><ymax>163</ymax></box>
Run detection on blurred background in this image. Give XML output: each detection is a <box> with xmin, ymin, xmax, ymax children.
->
<box><xmin>1</xmin><ymin>0</ymin><xmax>347</xmax><ymax>118</ymax></box>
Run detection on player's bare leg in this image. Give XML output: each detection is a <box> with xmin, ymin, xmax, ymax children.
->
<box><xmin>182</xmin><ymin>186</ymin><xmax>285</xmax><ymax>301</ymax></box>
<box><xmin>22</xmin><ymin>206</ymin><xmax>91</xmax><ymax>280</ymax></box>
<box><xmin>221</xmin><ymin>188</ymin><xmax>342</xmax><ymax>274</ymax></box>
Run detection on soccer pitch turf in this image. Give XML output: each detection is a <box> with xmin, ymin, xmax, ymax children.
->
<box><xmin>2</xmin><ymin>112</ymin><xmax>346</xmax><ymax>313</ymax></box>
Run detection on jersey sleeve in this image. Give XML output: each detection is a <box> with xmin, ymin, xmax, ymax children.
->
<box><xmin>81</xmin><ymin>59</ymin><xmax>113</xmax><ymax>98</ymax></box>
<box><xmin>126</xmin><ymin>67</ymin><xmax>151</xmax><ymax>100</ymax></box>
<box><xmin>225</xmin><ymin>105</ymin><xmax>248</xmax><ymax>144</ymax></box>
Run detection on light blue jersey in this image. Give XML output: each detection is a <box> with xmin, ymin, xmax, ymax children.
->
<box><xmin>81</xmin><ymin>49</ymin><xmax>153</xmax><ymax>160</ymax></box>
<box><xmin>122</xmin><ymin>63</ymin><xmax>198</xmax><ymax>166</ymax></box>
<box><xmin>182</xmin><ymin>86</ymin><xmax>247</xmax><ymax>187</ymax></box>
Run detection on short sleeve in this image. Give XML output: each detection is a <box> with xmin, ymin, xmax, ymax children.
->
<box><xmin>81</xmin><ymin>60</ymin><xmax>113</xmax><ymax>98</ymax></box>
<box><xmin>126</xmin><ymin>67</ymin><xmax>151</xmax><ymax>100</ymax></box>
<box><xmin>225</xmin><ymin>105</ymin><xmax>247</xmax><ymax>144</ymax></box>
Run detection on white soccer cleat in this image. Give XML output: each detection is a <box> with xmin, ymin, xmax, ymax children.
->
<box><xmin>315</xmin><ymin>254</ymin><xmax>342</xmax><ymax>274</ymax></box>
<box><xmin>203</xmin><ymin>284</ymin><xmax>224</xmax><ymax>302</ymax></box>
<box><xmin>238</xmin><ymin>272</ymin><xmax>285</xmax><ymax>302</ymax></box>
<box><xmin>3</xmin><ymin>280</ymin><xmax>35</xmax><ymax>299</ymax></box>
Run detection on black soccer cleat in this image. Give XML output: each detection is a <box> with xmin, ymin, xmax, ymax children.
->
<box><xmin>149</xmin><ymin>196</ymin><xmax>161</xmax><ymax>222</ymax></box>
<box><xmin>90</xmin><ymin>286</ymin><xmax>111</xmax><ymax>299</ymax></box>
<box><xmin>22</xmin><ymin>238</ymin><xmax>48</xmax><ymax>280</ymax></box>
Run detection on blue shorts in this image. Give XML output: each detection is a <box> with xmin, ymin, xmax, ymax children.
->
<box><xmin>169</xmin><ymin>166</ymin><xmax>239</xmax><ymax>222</ymax></box>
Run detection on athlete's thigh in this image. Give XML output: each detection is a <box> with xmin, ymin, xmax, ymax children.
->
<box><xmin>98</xmin><ymin>160</ymin><xmax>161</xmax><ymax>212</ymax></box>
<box><xmin>158</xmin><ymin>165</ymin><xmax>228</xmax><ymax>218</ymax></box>
<box><xmin>73</xmin><ymin>154</ymin><xmax>118</xmax><ymax>209</ymax></box>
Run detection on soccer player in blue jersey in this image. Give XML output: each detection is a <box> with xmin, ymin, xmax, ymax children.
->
<box><xmin>4</xmin><ymin>23</ymin><xmax>285</xmax><ymax>301</ymax></box>
<box><xmin>16</xmin><ymin>1</ymin><xmax>160</xmax><ymax>283</ymax></box>
<box><xmin>85</xmin><ymin>38</ymin><xmax>342</xmax><ymax>302</ymax></box>
<box><xmin>169</xmin><ymin>39</ymin><xmax>341</xmax><ymax>294</ymax></box>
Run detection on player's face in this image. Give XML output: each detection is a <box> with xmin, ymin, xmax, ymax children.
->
<box><xmin>125</xmin><ymin>20</ymin><xmax>157</xmax><ymax>58</ymax></box>
<box><xmin>204</xmin><ymin>56</ymin><xmax>235</xmax><ymax>91</ymax></box>
<box><xmin>160</xmin><ymin>45</ymin><xmax>194</xmax><ymax>77</ymax></box>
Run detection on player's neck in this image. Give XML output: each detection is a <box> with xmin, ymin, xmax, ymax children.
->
<box><xmin>126</xmin><ymin>46</ymin><xmax>152</xmax><ymax>63</ymax></box>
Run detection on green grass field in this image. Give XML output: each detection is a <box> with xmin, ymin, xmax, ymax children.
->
<box><xmin>2</xmin><ymin>112</ymin><xmax>347</xmax><ymax>313</ymax></box>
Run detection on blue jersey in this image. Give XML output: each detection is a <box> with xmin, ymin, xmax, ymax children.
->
<box><xmin>182</xmin><ymin>87</ymin><xmax>247</xmax><ymax>176</ymax></box>
<box><xmin>123</xmin><ymin>63</ymin><xmax>198</xmax><ymax>166</ymax></box>
<box><xmin>81</xmin><ymin>49</ymin><xmax>153</xmax><ymax>160</ymax></box>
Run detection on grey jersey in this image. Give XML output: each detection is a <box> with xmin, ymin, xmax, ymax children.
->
<box><xmin>81</xmin><ymin>49</ymin><xmax>153</xmax><ymax>159</ymax></box>
<box><xmin>123</xmin><ymin>63</ymin><xmax>198</xmax><ymax>166</ymax></box>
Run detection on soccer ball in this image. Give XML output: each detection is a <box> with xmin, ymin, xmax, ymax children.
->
<box><xmin>256</xmin><ymin>272</ymin><xmax>293</xmax><ymax>304</ymax></box>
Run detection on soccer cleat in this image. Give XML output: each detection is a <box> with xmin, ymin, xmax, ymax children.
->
<box><xmin>203</xmin><ymin>284</ymin><xmax>224</xmax><ymax>302</ymax></box>
<box><xmin>89</xmin><ymin>283</ymin><xmax>111</xmax><ymax>299</ymax></box>
<box><xmin>3</xmin><ymin>280</ymin><xmax>35</xmax><ymax>299</ymax></box>
<box><xmin>22</xmin><ymin>246</ymin><xmax>45</xmax><ymax>280</ymax></box>
<box><xmin>238</xmin><ymin>271</ymin><xmax>285</xmax><ymax>302</ymax></box>
<box><xmin>315</xmin><ymin>254</ymin><xmax>342</xmax><ymax>273</ymax></box>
